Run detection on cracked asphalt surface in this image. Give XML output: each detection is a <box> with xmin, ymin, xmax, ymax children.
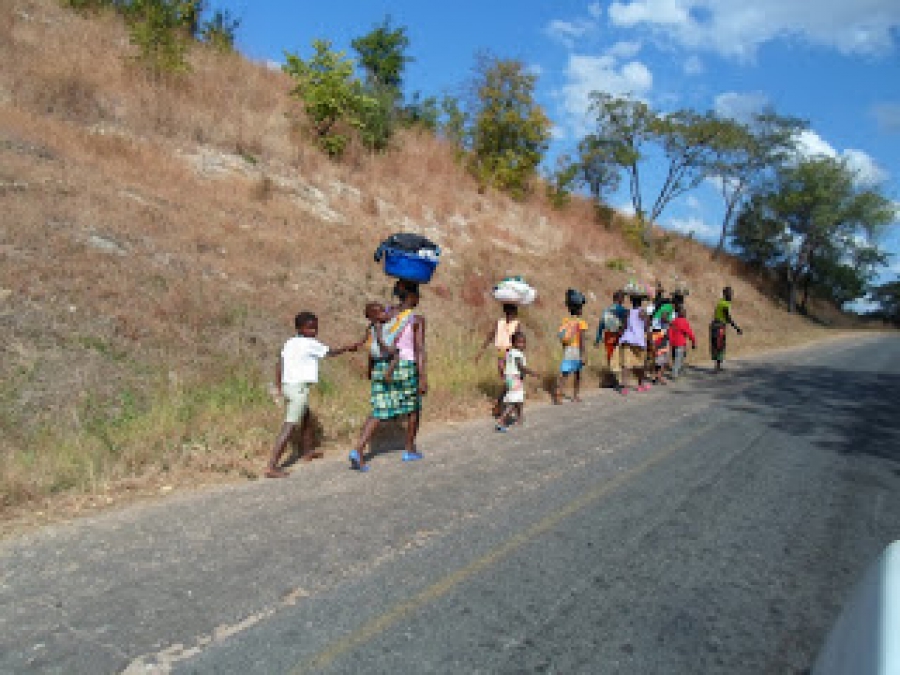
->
<box><xmin>2</xmin><ymin>335</ymin><xmax>899</xmax><ymax>674</ymax></box>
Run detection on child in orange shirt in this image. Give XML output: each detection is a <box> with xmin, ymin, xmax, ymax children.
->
<box><xmin>554</xmin><ymin>289</ymin><xmax>588</xmax><ymax>403</ymax></box>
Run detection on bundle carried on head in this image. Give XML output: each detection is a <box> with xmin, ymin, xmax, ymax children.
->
<box><xmin>374</xmin><ymin>233</ymin><xmax>441</xmax><ymax>284</ymax></box>
<box><xmin>492</xmin><ymin>276</ymin><xmax>537</xmax><ymax>306</ymax></box>
<box><xmin>622</xmin><ymin>280</ymin><xmax>647</xmax><ymax>298</ymax></box>
<box><xmin>565</xmin><ymin>288</ymin><xmax>586</xmax><ymax>307</ymax></box>
<box><xmin>671</xmin><ymin>283</ymin><xmax>691</xmax><ymax>298</ymax></box>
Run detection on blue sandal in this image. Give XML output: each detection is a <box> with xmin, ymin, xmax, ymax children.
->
<box><xmin>349</xmin><ymin>450</ymin><xmax>368</xmax><ymax>472</ymax></box>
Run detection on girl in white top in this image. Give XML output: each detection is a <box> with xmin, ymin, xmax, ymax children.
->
<box><xmin>496</xmin><ymin>331</ymin><xmax>540</xmax><ymax>432</ymax></box>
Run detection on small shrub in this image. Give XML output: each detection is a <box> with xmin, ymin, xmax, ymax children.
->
<box><xmin>125</xmin><ymin>0</ymin><xmax>191</xmax><ymax>78</ymax></box>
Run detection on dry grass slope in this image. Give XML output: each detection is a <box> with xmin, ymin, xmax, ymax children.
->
<box><xmin>0</xmin><ymin>0</ymin><xmax>857</xmax><ymax>531</ymax></box>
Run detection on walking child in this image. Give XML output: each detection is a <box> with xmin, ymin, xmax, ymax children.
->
<box><xmin>648</xmin><ymin>319</ymin><xmax>671</xmax><ymax>385</ymax></box>
<box><xmin>554</xmin><ymin>289</ymin><xmax>588</xmax><ymax>403</ymax></box>
<box><xmin>618</xmin><ymin>292</ymin><xmax>650</xmax><ymax>394</ymax></box>
<box><xmin>496</xmin><ymin>331</ymin><xmax>541</xmax><ymax>432</ymax></box>
<box><xmin>668</xmin><ymin>303</ymin><xmax>696</xmax><ymax>379</ymax></box>
<box><xmin>266</xmin><ymin>312</ymin><xmax>362</xmax><ymax>478</ymax></box>
<box><xmin>595</xmin><ymin>290</ymin><xmax>628</xmax><ymax>388</ymax></box>
<box><xmin>480</xmin><ymin>303</ymin><xmax>520</xmax><ymax>415</ymax></box>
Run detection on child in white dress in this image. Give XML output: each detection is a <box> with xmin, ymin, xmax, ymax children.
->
<box><xmin>496</xmin><ymin>331</ymin><xmax>540</xmax><ymax>432</ymax></box>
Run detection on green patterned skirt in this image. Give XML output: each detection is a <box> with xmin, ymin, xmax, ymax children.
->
<box><xmin>371</xmin><ymin>359</ymin><xmax>421</xmax><ymax>420</ymax></box>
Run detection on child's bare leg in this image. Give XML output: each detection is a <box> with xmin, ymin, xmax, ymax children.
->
<box><xmin>266</xmin><ymin>422</ymin><xmax>295</xmax><ymax>477</ymax></box>
<box><xmin>299</xmin><ymin>410</ymin><xmax>323</xmax><ymax>460</ymax></box>
<box><xmin>515</xmin><ymin>402</ymin><xmax>524</xmax><ymax>425</ymax></box>
<box><xmin>573</xmin><ymin>371</ymin><xmax>582</xmax><ymax>401</ymax></box>
<box><xmin>554</xmin><ymin>373</ymin><xmax>566</xmax><ymax>403</ymax></box>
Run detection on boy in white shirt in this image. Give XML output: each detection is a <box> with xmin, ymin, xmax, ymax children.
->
<box><xmin>266</xmin><ymin>311</ymin><xmax>362</xmax><ymax>478</ymax></box>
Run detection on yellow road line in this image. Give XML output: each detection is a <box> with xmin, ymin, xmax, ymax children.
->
<box><xmin>293</xmin><ymin>417</ymin><xmax>721</xmax><ymax>674</ymax></box>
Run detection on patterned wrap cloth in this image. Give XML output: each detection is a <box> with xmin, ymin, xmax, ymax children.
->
<box><xmin>370</xmin><ymin>359</ymin><xmax>421</xmax><ymax>420</ymax></box>
<box><xmin>710</xmin><ymin>321</ymin><xmax>727</xmax><ymax>361</ymax></box>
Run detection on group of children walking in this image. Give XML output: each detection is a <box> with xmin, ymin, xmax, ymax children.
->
<box><xmin>486</xmin><ymin>283</ymin><xmax>742</xmax><ymax>432</ymax></box>
<box><xmin>265</xmin><ymin>280</ymin><xmax>741</xmax><ymax>476</ymax></box>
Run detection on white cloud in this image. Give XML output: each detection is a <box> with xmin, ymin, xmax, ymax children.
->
<box><xmin>794</xmin><ymin>131</ymin><xmax>889</xmax><ymax>188</ymax></box>
<box><xmin>683</xmin><ymin>55</ymin><xmax>704</xmax><ymax>75</ymax></box>
<box><xmin>607</xmin><ymin>40</ymin><xmax>644</xmax><ymax>59</ymax></box>
<box><xmin>546</xmin><ymin>18</ymin><xmax>597</xmax><ymax>47</ymax></box>
<box><xmin>618</xmin><ymin>201</ymin><xmax>637</xmax><ymax>216</ymax></box>
<box><xmin>843</xmin><ymin>149</ymin><xmax>888</xmax><ymax>187</ymax></box>
<box><xmin>714</xmin><ymin>91</ymin><xmax>769</xmax><ymax>123</ymax></box>
<box><xmin>608</xmin><ymin>0</ymin><xmax>900</xmax><ymax>60</ymax></box>
<box><xmin>796</xmin><ymin>129</ymin><xmax>838</xmax><ymax>158</ymax></box>
<box><xmin>265</xmin><ymin>59</ymin><xmax>283</xmax><ymax>72</ymax></box>
<box><xmin>666</xmin><ymin>216</ymin><xmax>719</xmax><ymax>241</ymax></box>
<box><xmin>872</xmin><ymin>103</ymin><xmax>900</xmax><ymax>133</ymax></box>
<box><xmin>559</xmin><ymin>53</ymin><xmax>654</xmax><ymax>134</ymax></box>
<box><xmin>609</xmin><ymin>0</ymin><xmax>691</xmax><ymax>28</ymax></box>
<box><xmin>588</xmin><ymin>2</ymin><xmax>604</xmax><ymax>19</ymax></box>
<box><xmin>685</xmin><ymin>194</ymin><xmax>702</xmax><ymax>210</ymax></box>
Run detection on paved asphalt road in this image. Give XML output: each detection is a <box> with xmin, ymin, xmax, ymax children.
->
<box><xmin>2</xmin><ymin>335</ymin><xmax>899</xmax><ymax>674</ymax></box>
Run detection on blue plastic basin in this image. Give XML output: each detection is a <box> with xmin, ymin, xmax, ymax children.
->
<box><xmin>383</xmin><ymin>249</ymin><xmax>439</xmax><ymax>283</ymax></box>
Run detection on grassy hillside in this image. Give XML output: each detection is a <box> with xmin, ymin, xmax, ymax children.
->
<box><xmin>0</xmin><ymin>0</ymin><xmax>847</xmax><ymax>528</ymax></box>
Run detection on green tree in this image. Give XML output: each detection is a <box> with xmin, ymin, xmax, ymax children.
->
<box><xmin>174</xmin><ymin>0</ymin><xmax>204</xmax><ymax>37</ymax></box>
<box><xmin>349</xmin><ymin>17</ymin><xmax>412</xmax><ymax>151</ymax></box>
<box><xmin>356</xmin><ymin>85</ymin><xmax>396</xmax><ymax>151</ymax></box>
<box><xmin>709</xmin><ymin>110</ymin><xmax>805</xmax><ymax>257</ymax></box>
<box><xmin>439</xmin><ymin>94</ymin><xmax>469</xmax><ymax>148</ymax></box>
<box><xmin>585</xmin><ymin>94</ymin><xmax>726</xmax><ymax>252</ymax></box>
<box><xmin>545</xmin><ymin>154</ymin><xmax>580</xmax><ymax>209</ymax></box>
<box><xmin>125</xmin><ymin>0</ymin><xmax>191</xmax><ymax>77</ymax></box>
<box><xmin>283</xmin><ymin>39</ymin><xmax>376</xmax><ymax>158</ymax></box>
<box><xmin>200</xmin><ymin>9</ymin><xmax>239</xmax><ymax>51</ymax></box>
<box><xmin>401</xmin><ymin>92</ymin><xmax>440</xmax><ymax>132</ymax></box>
<box><xmin>468</xmin><ymin>56</ymin><xmax>551</xmax><ymax>198</ymax></box>
<box><xmin>735</xmin><ymin>156</ymin><xmax>894</xmax><ymax>313</ymax></box>
<box><xmin>732</xmin><ymin>193</ymin><xmax>791</xmax><ymax>269</ymax></box>
<box><xmin>576</xmin><ymin>133</ymin><xmax>622</xmax><ymax>203</ymax></box>
<box><xmin>351</xmin><ymin>16</ymin><xmax>412</xmax><ymax>95</ymax></box>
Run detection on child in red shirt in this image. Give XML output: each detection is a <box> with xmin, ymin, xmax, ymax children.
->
<box><xmin>668</xmin><ymin>305</ymin><xmax>696</xmax><ymax>379</ymax></box>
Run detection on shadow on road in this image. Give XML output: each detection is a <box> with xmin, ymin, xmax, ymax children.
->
<box><xmin>688</xmin><ymin>361</ymin><xmax>900</xmax><ymax>463</ymax></box>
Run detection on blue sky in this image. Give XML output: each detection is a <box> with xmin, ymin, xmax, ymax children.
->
<box><xmin>217</xmin><ymin>0</ymin><xmax>900</xmax><ymax>284</ymax></box>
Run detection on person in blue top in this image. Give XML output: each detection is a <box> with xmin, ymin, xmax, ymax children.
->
<box><xmin>595</xmin><ymin>290</ymin><xmax>628</xmax><ymax>389</ymax></box>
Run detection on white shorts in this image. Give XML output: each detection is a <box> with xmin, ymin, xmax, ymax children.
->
<box><xmin>282</xmin><ymin>382</ymin><xmax>311</xmax><ymax>424</ymax></box>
